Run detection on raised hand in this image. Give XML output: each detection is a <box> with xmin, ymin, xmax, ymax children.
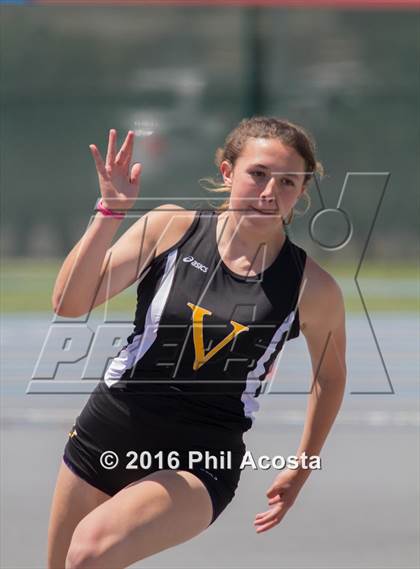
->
<box><xmin>89</xmin><ymin>129</ymin><xmax>142</xmax><ymax>212</ymax></box>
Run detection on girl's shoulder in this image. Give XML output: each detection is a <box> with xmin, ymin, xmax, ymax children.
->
<box><xmin>299</xmin><ymin>255</ymin><xmax>345</xmax><ymax>330</ymax></box>
<box><xmin>148</xmin><ymin>205</ymin><xmax>199</xmax><ymax>260</ymax></box>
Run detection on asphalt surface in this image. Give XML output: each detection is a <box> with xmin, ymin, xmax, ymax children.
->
<box><xmin>1</xmin><ymin>313</ymin><xmax>419</xmax><ymax>569</ymax></box>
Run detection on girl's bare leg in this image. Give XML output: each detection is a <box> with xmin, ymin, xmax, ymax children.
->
<box><xmin>47</xmin><ymin>460</ymin><xmax>110</xmax><ymax>569</ymax></box>
<box><xmin>65</xmin><ymin>468</ymin><xmax>213</xmax><ymax>569</ymax></box>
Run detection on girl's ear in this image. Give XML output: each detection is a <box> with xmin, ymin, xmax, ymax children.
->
<box><xmin>220</xmin><ymin>160</ymin><xmax>233</xmax><ymax>186</ymax></box>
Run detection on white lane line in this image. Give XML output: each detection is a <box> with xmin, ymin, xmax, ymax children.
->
<box><xmin>1</xmin><ymin>408</ymin><xmax>419</xmax><ymax>427</ymax></box>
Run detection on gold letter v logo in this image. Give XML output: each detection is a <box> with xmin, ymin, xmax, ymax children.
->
<box><xmin>187</xmin><ymin>302</ymin><xmax>249</xmax><ymax>371</ymax></box>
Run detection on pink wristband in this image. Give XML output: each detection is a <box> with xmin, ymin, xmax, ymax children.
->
<box><xmin>96</xmin><ymin>198</ymin><xmax>126</xmax><ymax>219</ymax></box>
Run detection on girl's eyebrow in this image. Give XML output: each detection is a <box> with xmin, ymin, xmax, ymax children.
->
<box><xmin>271</xmin><ymin>172</ymin><xmax>300</xmax><ymax>179</ymax></box>
<box><xmin>250</xmin><ymin>163</ymin><xmax>270</xmax><ymax>170</ymax></box>
<box><xmin>250</xmin><ymin>164</ymin><xmax>300</xmax><ymax>178</ymax></box>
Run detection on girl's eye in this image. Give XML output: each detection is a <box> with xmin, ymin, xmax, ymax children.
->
<box><xmin>250</xmin><ymin>171</ymin><xmax>295</xmax><ymax>186</ymax></box>
<box><xmin>250</xmin><ymin>170</ymin><xmax>295</xmax><ymax>186</ymax></box>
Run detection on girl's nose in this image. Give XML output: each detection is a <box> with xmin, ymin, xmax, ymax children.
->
<box><xmin>259</xmin><ymin>177</ymin><xmax>277</xmax><ymax>199</ymax></box>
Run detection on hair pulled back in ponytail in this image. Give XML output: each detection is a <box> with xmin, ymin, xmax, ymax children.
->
<box><xmin>199</xmin><ymin>116</ymin><xmax>324</xmax><ymax>222</ymax></box>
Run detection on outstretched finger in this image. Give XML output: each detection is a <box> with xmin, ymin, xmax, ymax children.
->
<box><xmin>89</xmin><ymin>144</ymin><xmax>108</xmax><ymax>179</ymax></box>
<box><xmin>129</xmin><ymin>162</ymin><xmax>142</xmax><ymax>186</ymax></box>
<box><xmin>116</xmin><ymin>130</ymin><xmax>134</xmax><ymax>166</ymax></box>
<box><xmin>267</xmin><ymin>495</ymin><xmax>281</xmax><ymax>505</ymax></box>
<box><xmin>254</xmin><ymin>506</ymin><xmax>285</xmax><ymax>532</ymax></box>
<box><xmin>254</xmin><ymin>518</ymin><xmax>279</xmax><ymax>533</ymax></box>
<box><xmin>105</xmin><ymin>129</ymin><xmax>117</xmax><ymax>170</ymax></box>
<box><xmin>255</xmin><ymin>502</ymin><xmax>285</xmax><ymax>521</ymax></box>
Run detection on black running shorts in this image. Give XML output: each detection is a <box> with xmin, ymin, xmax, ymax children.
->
<box><xmin>63</xmin><ymin>381</ymin><xmax>246</xmax><ymax>526</ymax></box>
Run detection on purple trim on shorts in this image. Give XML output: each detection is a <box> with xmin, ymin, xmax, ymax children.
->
<box><xmin>62</xmin><ymin>454</ymin><xmax>112</xmax><ymax>496</ymax></box>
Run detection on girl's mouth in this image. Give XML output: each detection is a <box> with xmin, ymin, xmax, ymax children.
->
<box><xmin>250</xmin><ymin>207</ymin><xmax>278</xmax><ymax>215</ymax></box>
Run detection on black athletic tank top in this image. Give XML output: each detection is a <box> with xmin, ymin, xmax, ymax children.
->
<box><xmin>104</xmin><ymin>208</ymin><xmax>307</xmax><ymax>440</ymax></box>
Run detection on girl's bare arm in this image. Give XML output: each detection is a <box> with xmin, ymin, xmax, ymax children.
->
<box><xmin>52</xmin><ymin>128</ymin><xmax>190</xmax><ymax>317</ymax></box>
<box><xmin>254</xmin><ymin>257</ymin><xmax>347</xmax><ymax>533</ymax></box>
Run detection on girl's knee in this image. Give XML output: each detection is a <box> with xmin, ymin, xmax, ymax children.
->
<box><xmin>65</xmin><ymin>522</ymin><xmax>111</xmax><ymax>569</ymax></box>
<box><xmin>65</xmin><ymin>544</ymin><xmax>95</xmax><ymax>569</ymax></box>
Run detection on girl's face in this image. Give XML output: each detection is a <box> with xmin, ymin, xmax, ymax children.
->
<box><xmin>220</xmin><ymin>137</ymin><xmax>307</xmax><ymax>225</ymax></box>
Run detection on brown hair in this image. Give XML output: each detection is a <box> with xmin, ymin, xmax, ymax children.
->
<box><xmin>199</xmin><ymin>116</ymin><xmax>324</xmax><ymax>223</ymax></box>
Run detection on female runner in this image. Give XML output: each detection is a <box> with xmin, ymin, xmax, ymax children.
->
<box><xmin>47</xmin><ymin>116</ymin><xmax>346</xmax><ymax>569</ymax></box>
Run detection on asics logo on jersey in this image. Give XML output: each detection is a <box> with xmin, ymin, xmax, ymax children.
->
<box><xmin>182</xmin><ymin>255</ymin><xmax>208</xmax><ymax>273</ymax></box>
